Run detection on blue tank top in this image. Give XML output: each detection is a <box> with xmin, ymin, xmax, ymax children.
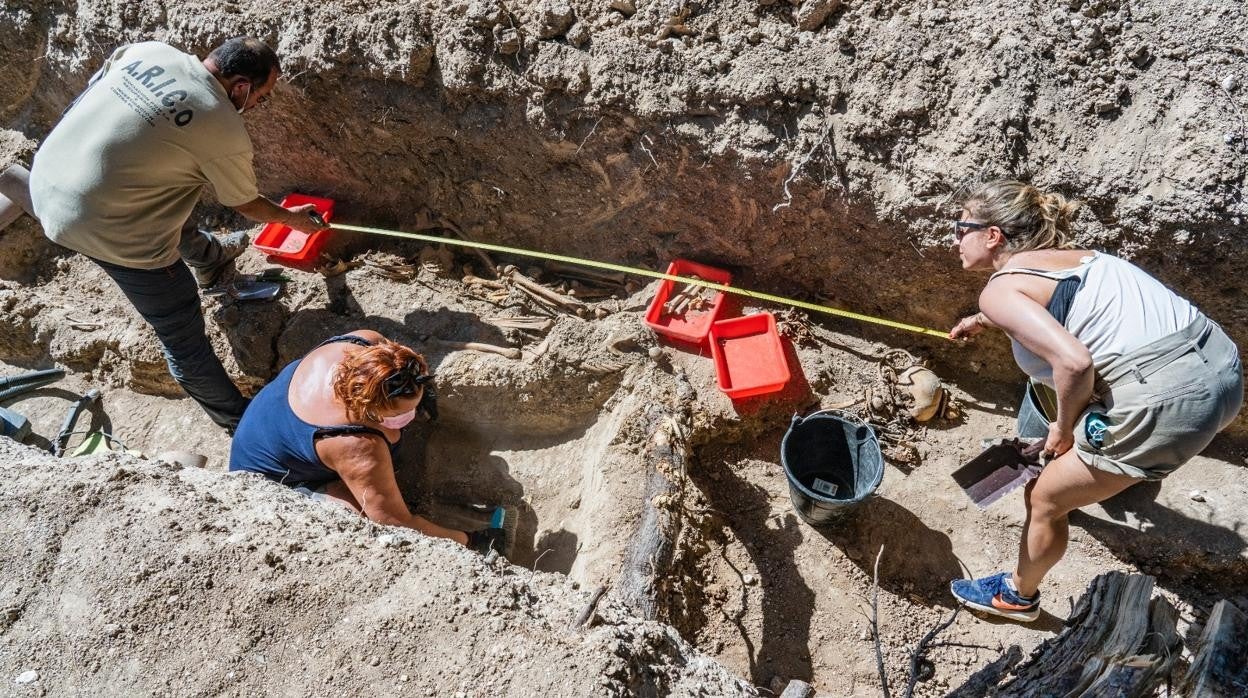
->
<box><xmin>228</xmin><ymin>335</ymin><xmax>397</xmax><ymax>487</ymax></box>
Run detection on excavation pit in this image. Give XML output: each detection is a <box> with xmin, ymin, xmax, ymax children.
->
<box><xmin>2</xmin><ymin>208</ymin><xmax>1248</xmax><ymax>694</ymax></box>
<box><xmin>405</xmin><ymin>385</ymin><xmax>643</xmax><ymax>576</ymax></box>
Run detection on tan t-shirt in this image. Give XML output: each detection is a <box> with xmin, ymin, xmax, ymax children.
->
<box><xmin>30</xmin><ymin>41</ymin><xmax>259</xmax><ymax>269</ymax></box>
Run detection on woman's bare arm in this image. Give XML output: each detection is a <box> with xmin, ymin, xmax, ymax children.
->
<box><xmin>979</xmin><ymin>278</ymin><xmax>1094</xmax><ymax>454</ymax></box>
<box><xmin>320</xmin><ymin>435</ymin><xmax>469</xmax><ymax>545</ymax></box>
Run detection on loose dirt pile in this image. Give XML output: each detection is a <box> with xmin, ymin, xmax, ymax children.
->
<box><xmin>3</xmin><ymin>0</ymin><xmax>1248</xmax><ymax>695</ymax></box>
<box><xmin>0</xmin><ymin>439</ymin><xmax>753</xmax><ymax>696</ymax></box>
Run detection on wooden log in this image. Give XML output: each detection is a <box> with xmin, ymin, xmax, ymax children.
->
<box><xmin>951</xmin><ymin>572</ymin><xmax>1180</xmax><ymax>698</ymax></box>
<box><xmin>1081</xmin><ymin>596</ymin><xmax>1181</xmax><ymax>696</ymax></box>
<box><xmin>1179</xmin><ymin>599</ymin><xmax>1248</xmax><ymax>697</ymax></box>
<box><xmin>998</xmin><ymin>572</ymin><xmax>1160</xmax><ymax>696</ymax></box>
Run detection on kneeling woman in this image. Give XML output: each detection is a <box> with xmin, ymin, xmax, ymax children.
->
<box><xmin>947</xmin><ymin>180</ymin><xmax>1243</xmax><ymax>622</ymax></box>
<box><xmin>230</xmin><ymin>330</ymin><xmax>492</xmax><ymax>549</ymax></box>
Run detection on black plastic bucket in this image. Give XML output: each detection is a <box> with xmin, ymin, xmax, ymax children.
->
<box><xmin>781</xmin><ymin>410</ymin><xmax>884</xmax><ymax>526</ymax></box>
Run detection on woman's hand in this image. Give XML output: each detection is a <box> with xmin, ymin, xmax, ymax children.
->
<box><xmin>1043</xmin><ymin>422</ymin><xmax>1075</xmax><ymax>459</ymax></box>
<box><xmin>949</xmin><ymin>313</ymin><xmax>988</xmax><ymax>340</ymax></box>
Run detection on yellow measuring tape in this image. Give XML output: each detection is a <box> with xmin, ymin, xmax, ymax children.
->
<box><xmin>330</xmin><ymin>222</ymin><xmax>950</xmax><ymax>339</ymax></box>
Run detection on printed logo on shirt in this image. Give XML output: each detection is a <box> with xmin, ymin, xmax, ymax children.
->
<box><xmin>109</xmin><ymin>59</ymin><xmax>195</xmax><ymax>127</ymax></box>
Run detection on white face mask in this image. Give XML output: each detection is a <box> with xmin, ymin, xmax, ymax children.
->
<box><xmin>379</xmin><ymin>408</ymin><xmax>417</xmax><ymax>430</ymax></box>
<box><xmin>235</xmin><ymin>83</ymin><xmax>252</xmax><ymax>115</ymax></box>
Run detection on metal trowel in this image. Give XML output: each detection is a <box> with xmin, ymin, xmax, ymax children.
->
<box><xmin>203</xmin><ymin>279</ymin><xmax>283</xmax><ymax>302</ymax></box>
<box><xmin>952</xmin><ymin>437</ymin><xmax>1045</xmax><ymax>509</ymax></box>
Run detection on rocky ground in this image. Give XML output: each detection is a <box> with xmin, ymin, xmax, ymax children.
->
<box><xmin>2</xmin><ymin>0</ymin><xmax>1247</xmax><ymax>695</ymax></box>
<box><xmin>0</xmin><ymin>440</ymin><xmax>754</xmax><ymax>697</ymax></box>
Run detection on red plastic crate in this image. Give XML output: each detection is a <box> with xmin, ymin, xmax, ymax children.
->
<box><xmin>252</xmin><ymin>193</ymin><xmax>335</xmax><ymax>264</ymax></box>
<box><xmin>643</xmin><ymin>259</ymin><xmax>732</xmax><ymax>344</ymax></box>
<box><xmin>709</xmin><ymin>313</ymin><xmax>790</xmax><ymax>399</ymax></box>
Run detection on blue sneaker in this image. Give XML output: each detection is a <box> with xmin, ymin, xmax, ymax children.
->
<box><xmin>950</xmin><ymin>571</ymin><xmax>1040</xmax><ymax>622</ymax></box>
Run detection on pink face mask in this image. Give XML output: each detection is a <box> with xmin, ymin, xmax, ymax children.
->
<box><xmin>379</xmin><ymin>408</ymin><xmax>417</xmax><ymax>430</ymax></box>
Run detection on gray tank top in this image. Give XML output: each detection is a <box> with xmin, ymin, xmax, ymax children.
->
<box><xmin>990</xmin><ymin>252</ymin><xmax>1200</xmax><ymax>387</ymax></box>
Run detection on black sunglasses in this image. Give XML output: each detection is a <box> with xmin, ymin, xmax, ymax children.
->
<box><xmin>952</xmin><ymin>220</ymin><xmax>992</xmax><ymax>242</ymax></box>
<box><xmin>384</xmin><ymin>359</ymin><xmax>434</xmax><ymax>399</ymax></box>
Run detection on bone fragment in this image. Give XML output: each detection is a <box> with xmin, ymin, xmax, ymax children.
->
<box><xmin>462</xmin><ymin>272</ymin><xmax>507</xmax><ymax>290</ymax></box>
<box><xmin>424</xmin><ymin>336</ymin><xmax>521</xmax><ymax>359</ymax></box>
<box><xmin>484</xmin><ymin>316</ymin><xmax>554</xmax><ymax>332</ymax></box>
<box><xmin>503</xmin><ymin>265</ymin><xmax>586</xmax><ymax>311</ymax></box>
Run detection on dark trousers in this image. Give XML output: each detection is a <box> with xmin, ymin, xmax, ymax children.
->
<box><xmin>90</xmin><ymin>224</ymin><xmax>248</xmax><ymax>430</ymax></box>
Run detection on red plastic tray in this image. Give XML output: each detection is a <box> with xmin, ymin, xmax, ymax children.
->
<box><xmin>643</xmin><ymin>259</ymin><xmax>732</xmax><ymax>344</ymax></box>
<box><xmin>252</xmin><ymin>193</ymin><xmax>335</xmax><ymax>264</ymax></box>
<box><xmin>709</xmin><ymin>313</ymin><xmax>790</xmax><ymax>399</ymax></box>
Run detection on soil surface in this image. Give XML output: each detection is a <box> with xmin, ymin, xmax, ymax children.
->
<box><xmin>0</xmin><ymin>440</ymin><xmax>753</xmax><ymax>697</ymax></box>
<box><xmin>3</xmin><ymin>0</ymin><xmax>1248</xmax><ymax>695</ymax></box>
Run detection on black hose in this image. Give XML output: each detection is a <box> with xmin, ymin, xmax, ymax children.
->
<box><xmin>0</xmin><ymin>368</ymin><xmax>67</xmax><ymax>403</ymax></box>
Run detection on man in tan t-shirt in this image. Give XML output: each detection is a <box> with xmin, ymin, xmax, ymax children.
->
<box><xmin>21</xmin><ymin>36</ymin><xmax>321</xmax><ymax>432</ymax></box>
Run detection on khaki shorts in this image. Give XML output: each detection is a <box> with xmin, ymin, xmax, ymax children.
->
<box><xmin>1073</xmin><ymin>317</ymin><xmax>1244</xmax><ymax>480</ymax></box>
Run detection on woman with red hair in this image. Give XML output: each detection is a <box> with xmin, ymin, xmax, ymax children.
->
<box><xmin>230</xmin><ymin>330</ymin><xmax>501</xmax><ymax>551</ymax></box>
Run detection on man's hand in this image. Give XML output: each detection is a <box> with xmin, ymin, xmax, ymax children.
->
<box><xmin>282</xmin><ymin>203</ymin><xmax>320</xmax><ymax>231</ymax></box>
<box><xmin>232</xmin><ymin>196</ymin><xmax>325</xmax><ymax>231</ymax></box>
<box><xmin>949</xmin><ymin>313</ymin><xmax>988</xmax><ymax>340</ymax></box>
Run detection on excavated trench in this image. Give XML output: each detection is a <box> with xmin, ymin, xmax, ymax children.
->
<box><xmin>4</xmin><ymin>0</ymin><xmax>1248</xmax><ymax>692</ymax></box>
<box><xmin>5</xmin><ymin>206</ymin><xmax>1246</xmax><ymax>692</ymax></box>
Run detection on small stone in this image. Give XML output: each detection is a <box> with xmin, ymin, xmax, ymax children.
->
<box><xmin>166</xmin><ymin>595</ymin><xmax>179</xmax><ymax>605</ymax></box>
<box><xmin>369</xmin><ymin>656</ymin><xmax>380</xmax><ymax>667</ymax></box>
<box><xmin>743</xmin><ymin>574</ymin><xmax>758</xmax><ymax>586</ymax></box>
<box><xmin>400</xmin><ymin>674</ymin><xmax>409</xmax><ymax>682</ymax></box>
<box><xmin>1222</xmin><ymin>75</ymin><xmax>1240</xmax><ymax>92</ymax></box>
<box><xmin>794</xmin><ymin>0</ymin><xmax>841</xmax><ymax>32</ymax></box>
<box><xmin>647</xmin><ymin>346</ymin><xmax>662</xmax><ymax>360</ymax></box>
<box><xmin>1093</xmin><ymin>99</ymin><xmax>1118</xmax><ymax>114</ymax></box>
<box><xmin>464</xmin><ymin>0</ymin><xmax>505</xmax><ymax>28</ymax></box>
<box><xmin>1189</xmin><ymin>490</ymin><xmax>1206</xmax><ymax>502</ymax></box>
<box><xmin>14</xmin><ymin>671</ymin><xmax>38</xmax><ymax>685</ymax></box>
<box><xmin>493</xmin><ymin>26</ymin><xmax>520</xmax><ymax>54</ymax></box>
<box><xmin>535</xmin><ymin>0</ymin><xmax>575</xmax><ymax>39</ymax></box>
<box><xmin>566</xmin><ymin>21</ymin><xmax>590</xmax><ymax>47</ymax></box>
<box><xmin>103</xmin><ymin>623</ymin><xmax>122</xmax><ymax>637</ymax></box>
<box><xmin>377</xmin><ymin>534</ymin><xmax>398</xmax><ymax>547</ymax></box>
<box><xmin>608</xmin><ymin>0</ymin><xmax>635</xmax><ymax>17</ymax></box>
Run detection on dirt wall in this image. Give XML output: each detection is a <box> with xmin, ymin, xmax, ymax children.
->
<box><xmin>3</xmin><ymin>0</ymin><xmax>1246</xmax><ymax>398</ymax></box>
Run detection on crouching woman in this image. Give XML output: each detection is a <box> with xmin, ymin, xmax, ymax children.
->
<box><xmin>229</xmin><ymin>329</ymin><xmax>500</xmax><ymax>551</ymax></box>
<box><xmin>946</xmin><ymin>180</ymin><xmax>1243</xmax><ymax>621</ymax></box>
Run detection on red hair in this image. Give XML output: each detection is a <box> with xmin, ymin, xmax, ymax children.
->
<box><xmin>331</xmin><ymin>339</ymin><xmax>426</xmax><ymax>421</ymax></box>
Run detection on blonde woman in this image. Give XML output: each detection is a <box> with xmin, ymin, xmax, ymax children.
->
<box><xmin>947</xmin><ymin>180</ymin><xmax>1242</xmax><ymax>621</ymax></box>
